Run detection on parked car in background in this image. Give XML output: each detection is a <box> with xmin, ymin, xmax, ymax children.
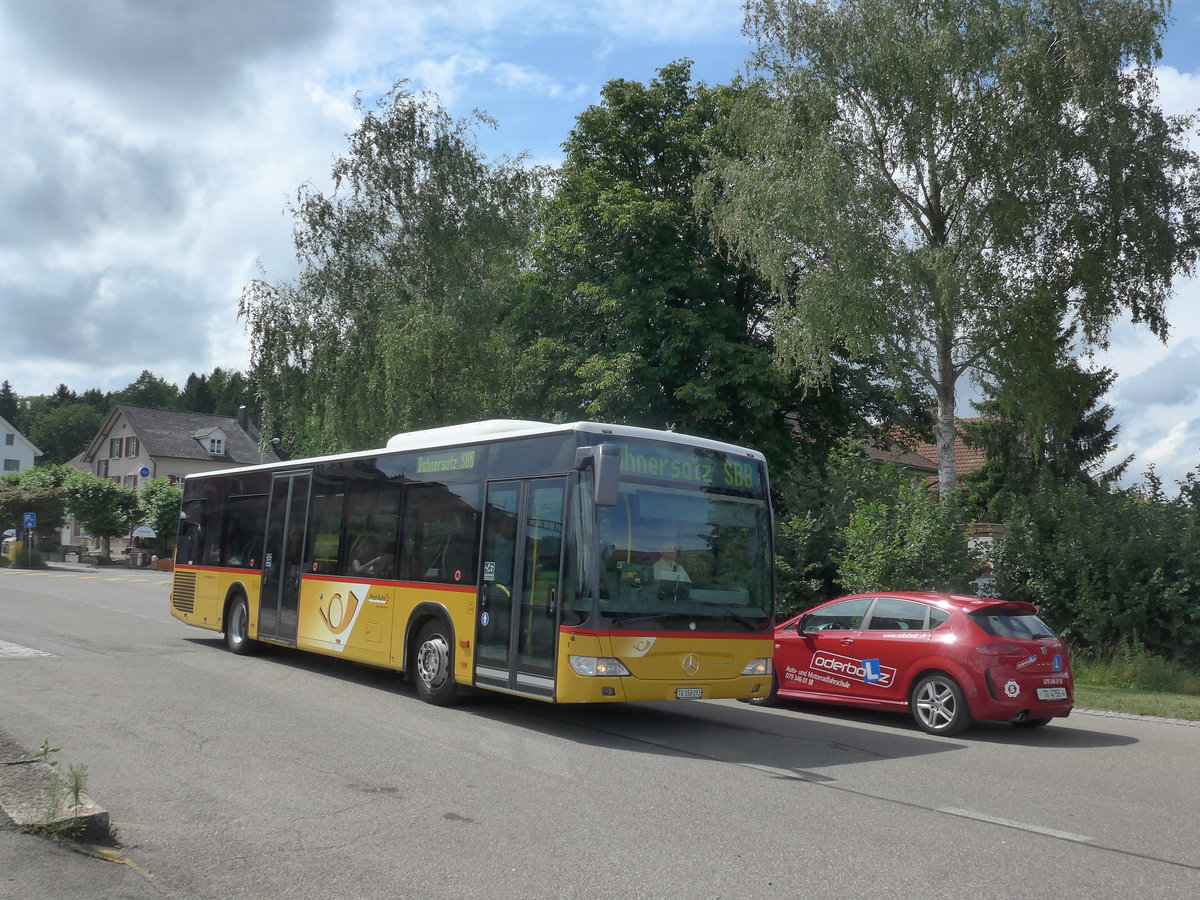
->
<box><xmin>752</xmin><ymin>592</ymin><xmax>1073</xmax><ymax>736</ymax></box>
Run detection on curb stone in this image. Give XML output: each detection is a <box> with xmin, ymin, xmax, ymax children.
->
<box><xmin>0</xmin><ymin>734</ymin><xmax>110</xmax><ymax>841</ymax></box>
<box><xmin>1075</xmin><ymin>707</ymin><xmax>1200</xmax><ymax>727</ymax></box>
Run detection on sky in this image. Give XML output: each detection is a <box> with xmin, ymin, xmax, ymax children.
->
<box><xmin>2</xmin><ymin>0</ymin><xmax>1199</xmax><ymax>487</ymax></box>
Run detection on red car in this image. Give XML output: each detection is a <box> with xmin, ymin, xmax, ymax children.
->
<box><xmin>754</xmin><ymin>592</ymin><xmax>1074</xmax><ymax>736</ymax></box>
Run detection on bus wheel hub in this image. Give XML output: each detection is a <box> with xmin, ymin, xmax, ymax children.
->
<box><xmin>418</xmin><ymin>634</ymin><xmax>449</xmax><ymax>688</ymax></box>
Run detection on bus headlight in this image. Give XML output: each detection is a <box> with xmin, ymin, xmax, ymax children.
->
<box><xmin>569</xmin><ymin>655</ymin><xmax>631</xmax><ymax>677</ymax></box>
<box><xmin>741</xmin><ymin>658</ymin><xmax>772</xmax><ymax>676</ymax></box>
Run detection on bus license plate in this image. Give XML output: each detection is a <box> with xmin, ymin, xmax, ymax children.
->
<box><xmin>1037</xmin><ymin>687</ymin><xmax>1067</xmax><ymax>701</ymax></box>
<box><xmin>676</xmin><ymin>688</ymin><xmax>703</xmax><ymax>699</ymax></box>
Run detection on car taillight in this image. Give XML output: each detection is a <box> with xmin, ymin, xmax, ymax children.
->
<box><xmin>977</xmin><ymin>641</ymin><xmax>1026</xmax><ymax>656</ymax></box>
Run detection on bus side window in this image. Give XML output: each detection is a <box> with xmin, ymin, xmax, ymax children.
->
<box><xmin>341</xmin><ymin>478</ymin><xmax>399</xmax><ymax>579</ymax></box>
<box><xmin>222</xmin><ymin>495</ymin><xmax>268</xmax><ymax>568</ymax></box>
<box><xmin>400</xmin><ymin>483</ymin><xmax>480</xmax><ymax>585</ymax></box>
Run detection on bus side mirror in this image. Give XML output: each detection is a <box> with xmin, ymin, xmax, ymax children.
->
<box><xmin>576</xmin><ymin>444</ymin><xmax>620</xmax><ymax>507</ymax></box>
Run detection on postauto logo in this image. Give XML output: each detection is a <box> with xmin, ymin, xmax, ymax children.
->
<box><xmin>811</xmin><ymin>650</ymin><xmax>896</xmax><ymax>687</ymax></box>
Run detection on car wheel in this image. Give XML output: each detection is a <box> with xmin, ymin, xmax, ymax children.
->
<box><xmin>414</xmin><ymin>620</ymin><xmax>459</xmax><ymax>706</ymax></box>
<box><xmin>910</xmin><ymin>673</ymin><xmax>971</xmax><ymax>736</ymax></box>
<box><xmin>741</xmin><ymin>673</ymin><xmax>778</xmax><ymax>706</ymax></box>
<box><xmin>1013</xmin><ymin>717</ymin><xmax>1052</xmax><ymax>729</ymax></box>
<box><xmin>225</xmin><ymin>595</ymin><xmax>258</xmax><ymax>656</ymax></box>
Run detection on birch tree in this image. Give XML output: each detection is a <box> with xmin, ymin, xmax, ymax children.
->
<box><xmin>708</xmin><ymin>0</ymin><xmax>1200</xmax><ymax>495</ymax></box>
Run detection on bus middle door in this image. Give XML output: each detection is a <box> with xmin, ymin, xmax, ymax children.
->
<box><xmin>475</xmin><ymin>478</ymin><xmax>565</xmax><ymax>699</ymax></box>
<box><xmin>260</xmin><ymin>469</ymin><xmax>311</xmax><ymax>645</ymax></box>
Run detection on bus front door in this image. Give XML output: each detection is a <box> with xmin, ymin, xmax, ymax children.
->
<box><xmin>475</xmin><ymin>478</ymin><xmax>565</xmax><ymax>699</ymax></box>
<box><xmin>259</xmin><ymin>470</ymin><xmax>311</xmax><ymax>645</ymax></box>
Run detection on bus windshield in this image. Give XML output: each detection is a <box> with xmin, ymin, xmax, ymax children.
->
<box><xmin>596</xmin><ymin>479</ymin><xmax>772</xmax><ymax>633</ymax></box>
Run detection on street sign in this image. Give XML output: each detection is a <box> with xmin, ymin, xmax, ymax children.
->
<box><xmin>22</xmin><ymin>512</ymin><xmax>36</xmax><ymax>528</ymax></box>
<box><xmin>139</xmin><ymin>467</ymin><xmax>150</xmax><ymax>477</ymax></box>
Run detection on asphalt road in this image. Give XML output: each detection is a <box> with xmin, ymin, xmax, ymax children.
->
<box><xmin>1</xmin><ymin>564</ymin><xmax>1198</xmax><ymax>899</ymax></box>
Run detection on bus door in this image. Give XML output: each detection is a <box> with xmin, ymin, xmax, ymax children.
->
<box><xmin>475</xmin><ymin>477</ymin><xmax>566</xmax><ymax>698</ymax></box>
<box><xmin>260</xmin><ymin>470</ymin><xmax>312</xmax><ymax>644</ymax></box>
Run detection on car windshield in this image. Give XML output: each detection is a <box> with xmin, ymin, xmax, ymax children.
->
<box><xmin>595</xmin><ymin>480</ymin><xmax>771</xmax><ymax>633</ymax></box>
<box><xmin>970</xmin><ymin>610</ymin><xmax>1056</xmax><ymax>640</ymax></box>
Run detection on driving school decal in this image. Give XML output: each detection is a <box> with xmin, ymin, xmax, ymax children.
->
<box><xmin>799</xmin><ymin>650</ymin><xmax>896</xmax><ymax>688</ymax></box>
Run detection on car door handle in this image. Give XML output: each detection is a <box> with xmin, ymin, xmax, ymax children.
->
<box><xmin>841</xmin><ymin>638</ymin><xmax>854</xmax><ymax>646</ymax></box>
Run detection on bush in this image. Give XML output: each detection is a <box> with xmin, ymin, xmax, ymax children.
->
<box><xmin>993</xmin><ymin>473</ymin><xmax>1200</xmax><ymax>667</ymax></box>
<box><xmin>10</xmin><ymin>548</ymin><xmax>46</xmax><ymax>569</ymax></box>
<box><xmin>1072</xmin><ymin>636</ymin><xmax>1200</xmax><ymax>695</ymax></box>
<box><xmin>838</xmin><ymin>484</ymin><xmax>979</xmax><ymax>594</ymax></box>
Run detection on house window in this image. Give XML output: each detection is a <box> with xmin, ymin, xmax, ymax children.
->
<box><xmin>125</xmin><ymin>436</ymin><xmax>139</xmax><ymax>457</ymax></box>
<box><xmin>96</xmin><ymin>459</ymin><xmax>109</xmax><ymax>478</ymax></box>
<box><xmin>110</xmin><ymin>438</ymin><xmax>123</xmax><ymax>458</ymax></box>
<box><xmin>4</xmin><ymin>433</ymin><xmax>13</xmax><ymax>445</ymax></box>
<box><xmin>124</xmin><ymin>475</ymin><xmax>137</xmax><ymax>486</ymax></box>
<box><xmin>209</xmin><ymin>437</ymin><xmax>224</xmax><ymax>455</ymax></box>
<box><xmin>3</xmin><ymin>459</ymin><xmax>18</xmax><ymax>472</ymax></box>
<box><xmin>168</xmin><ymin>475</ymin><xmax>179</xmax><ymax>485</ymax></box>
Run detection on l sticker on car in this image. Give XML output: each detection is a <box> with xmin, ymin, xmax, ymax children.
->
<box><xmin>810</xmin><ymin>650</ymin><xmax>896</xmax><ymax>687</ymax></box>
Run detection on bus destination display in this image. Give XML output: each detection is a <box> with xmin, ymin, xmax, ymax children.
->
<box><xmin>618</xmin><ymin>443</ymin><xmax>757</xmax><ymax>491</ymax></box>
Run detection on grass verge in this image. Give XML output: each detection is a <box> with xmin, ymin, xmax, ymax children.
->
<box><xmin>1074</xmin><ymin>685</ymin><xmax>1200</xmax><ymax>720</ymax></box>
<box><xmin>1071</xmin><ymin>638</ymin><xmax>1200</xmax><ymax>720</ymax></box>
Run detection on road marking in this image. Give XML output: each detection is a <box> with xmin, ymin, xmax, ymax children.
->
<box><xmin>0</xmin><ymin>639</ymin><xmax>54</xmax><ymax>658</ymax></box>
<box><xmin>939</xmin><ymin>807</ymin><xmax>1092</xmax><ymax>843</ymax></box>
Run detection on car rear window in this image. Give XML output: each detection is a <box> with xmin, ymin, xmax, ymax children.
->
<box><xmin>970</xmin><ymin>610</ymin><xmax>1056</xmax><ymax>639</ymax></box>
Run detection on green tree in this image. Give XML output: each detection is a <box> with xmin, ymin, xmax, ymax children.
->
<box><xmin>711</xmin><ymin>0</ymin><xmax>1200</xmax><ymax>496</ymax></box>
<box><xmin>963</xmin><ymin>326</ymin><xmax>1131</xmax><ymax>515</ymax></box>
<box><xmin>521</xmin><ymin>61</ymin><xmax>787</xmax><ymax>444</ymax></box>
<box><xmin>179</xmin><ymin>373</ymin><xmax>216</xmax><ymax>414</ymax></box>
<box><xmin>64</xmin><ymin>472</ymin><xmax>139</xmax><ymax>560</ymax></box>
<box><xmin>27</xmin><ymin>403</ymin><xmax>103</xmax><ymax>465</ymax></box>
<box><xmin>0</xmin><ymin>380</ymin><xmax>19</xmax><ymax>426</ymax></box>
<box><xmin>138</xmin><ymin>478</ymin><xmax>184</xmax><ymax>558</ymax></box>
<box><xmin>110</xmin><ymin>371</ymin><xmax>180</xmax><ymax>410</ymax></box>
<box><xmin>523</xmin><ymin>60</ymin><xmax>911</xmax><ymax>472</ymax></box>
<box><xmin>49</xmin><ymin>384</ymin><xmax>76</xmax><ymax>407</ymax></box>
<box><xmin>0</xmin><ymin>469</ymin><xmax>69</xmax><ymax>541</ymax></box>
<box><xmin>79</xmin><ymin>388</ymin><xmax>108</xmax><ymax>411</ymax></box>
<box><xmin>0</xmin><ymin>465</ymin><xmax>72</xmax><ymax>563</ymax></box>
<box><xmin>207</xmin><ymin>368</ymin><xmax>259</xmax><ymax>418</ymax></box>
<box><xmin>241</xmin><ymin>84</ymin><xmax>546</xmax><ymax>456</ymax></box>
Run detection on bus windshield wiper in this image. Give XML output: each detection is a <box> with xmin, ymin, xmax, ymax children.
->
<box><xmin>609</xmin><ymin>611</ymin><xmax>689</xmax><ymax>628</ymax></box>
<box><xmin>682</xmin><ymin>600</ymin><xmax>762</xmax><ymax>630</ymax></box>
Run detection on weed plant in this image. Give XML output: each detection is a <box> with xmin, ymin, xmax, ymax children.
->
<box><xmin>1072</xmin><ymin>635</ymin><xmax>1200</xmax><ymax>695</ymax></box>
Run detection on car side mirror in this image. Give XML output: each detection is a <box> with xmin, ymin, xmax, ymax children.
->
<box><xmin>797</xmin><ymin>614</ymin><xmax>811</xmax><ymax>633</ymax></box>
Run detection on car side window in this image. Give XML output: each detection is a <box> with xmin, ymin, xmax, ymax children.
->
<box><xmin>804</xmin><ymin>598</ymin><xmax>872</xmax><ymax>631</ymax></box>
<box><xmin>863</xmin><ymin>597</ymin><xmax>931</xmax><ymax>631</ymax></box>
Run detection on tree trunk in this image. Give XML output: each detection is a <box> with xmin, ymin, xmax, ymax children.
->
<box><xmin>934</xmin><ymin>385</ymin><xmax>957</xmax><ymax>498</ymax></box>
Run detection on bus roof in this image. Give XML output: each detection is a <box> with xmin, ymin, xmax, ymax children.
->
<box><xmin>183</xmin><ymin>419</ymin><xmax>766</xmax><ymax>482</ymax></box>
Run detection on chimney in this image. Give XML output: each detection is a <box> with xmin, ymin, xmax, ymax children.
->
<box><xmin>237</xmin><ymin>405</ymin><xmax>249</xmax><ymax>431</ymax></box>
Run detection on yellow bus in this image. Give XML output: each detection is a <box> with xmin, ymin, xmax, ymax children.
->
<box><xmin>169</xmin><ymin>420</ymin><xmax>775</xmax><ymax>705</ymax></box>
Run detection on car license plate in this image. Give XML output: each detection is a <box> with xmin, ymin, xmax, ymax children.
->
<box><xmin>1037</xmin><ymin>687</ymin><xmax>1067</xmax><ymax>701</ymax></box>
<box><xmin>676</xmin><ymin>688</ymin><xmax>703</xmax><ymax>699</ymax></box>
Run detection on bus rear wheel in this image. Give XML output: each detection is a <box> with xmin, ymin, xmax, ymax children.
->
<box><xmin>414</xmin><ymin>620</ymin><xmax>459</xmax><ymax>706</ymax></box>
<box><xmin>225</xmin><ymin>595</ymin><xmax>258</xmax><ymax>656</ymax></box>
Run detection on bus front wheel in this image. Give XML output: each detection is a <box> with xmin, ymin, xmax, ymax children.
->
<box><xmin>414</xmin><ymin>620</ymin><xmax>459</xmax><ymax>706</ymax></box>
<box><xmin>225</xmin><ymin>595</ymin><xmax>258</xmax><ymax>656</ymax></box>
